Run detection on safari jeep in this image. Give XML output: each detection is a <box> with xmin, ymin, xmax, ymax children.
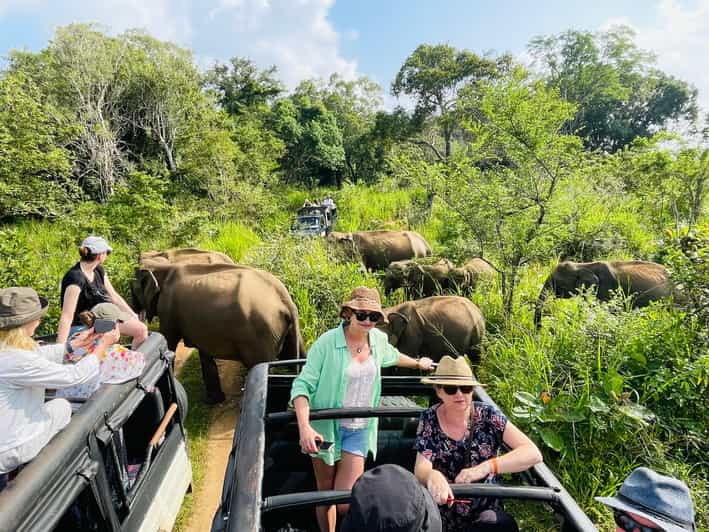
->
<box><xmin>292</xmin><ymin>205</ymin><xmax>337</xmax><ymax>237</ymax></box>
<box><xmin>211</xmin><ymin>360</ymin><xmax>598</xmax><ymax>532</ymax></box>
<box><xmin>0</xmin><ymin>332</ymin><xmax>191</xmax><ymax>532</ymax></box>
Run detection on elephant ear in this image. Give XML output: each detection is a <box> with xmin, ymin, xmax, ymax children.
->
<box><xmin>386</xmin><ymin>311</ymin><xmax>409</xmax><ymax>345</ymax></box>
<box><xmin>137</xmin><ymin>268</ymin><xmax>161</xmax><ymax>321</ymax></box>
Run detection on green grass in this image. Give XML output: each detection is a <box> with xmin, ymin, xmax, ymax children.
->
<box><xmin>199</xmin><ymin>221</ymin><xmax>262</xmax><ymax>262</ymax></box>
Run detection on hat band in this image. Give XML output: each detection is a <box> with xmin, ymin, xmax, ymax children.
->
<box><xmin>427</xmin><ymin>375</ymin><xmax>477</xmax><ymax>382</ymax></box>
<box><xmin>615</xmin><ymin>493</ymin><xmax>694</xmax><ymax>530</ymax></box>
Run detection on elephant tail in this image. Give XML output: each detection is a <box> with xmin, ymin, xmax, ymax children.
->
<box><xmin>282</xmin><ymin>298</ymin><xmax>305</xmax><ymax>359</ymax></box>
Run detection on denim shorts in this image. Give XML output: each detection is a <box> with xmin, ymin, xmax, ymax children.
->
<box><xmin>338</xmin><ymin>426</ymin><xmax>368</xmax><ymax>457</ymax></box>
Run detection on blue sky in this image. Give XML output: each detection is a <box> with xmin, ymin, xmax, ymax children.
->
<box><xmin>1</xmin><ymin>0</ymin><xmax>708</xmax><ymax>109</ymax></box>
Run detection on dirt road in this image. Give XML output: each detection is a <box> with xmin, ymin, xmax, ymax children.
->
<box><xmin>174</xmin><ymin>343</ymin><xmax>244</xmax><ymax>532</ymax></box>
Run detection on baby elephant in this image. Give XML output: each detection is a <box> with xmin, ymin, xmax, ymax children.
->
<box><xmin>379</xmin><ymin>296</ymin><xmax>485</xmax><ymax>364</ymax></box>
<box><xmin>382</xmin><ymin>258</ymin><xmax>455</xmax><ymax>299</ymax></box>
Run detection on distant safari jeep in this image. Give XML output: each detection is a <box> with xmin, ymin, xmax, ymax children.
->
<box><xmin>0</xmin><ymin>333</ymin><xmax>191</xmax><ymax>532</ymax></box>
<box><xmin>292</xmin><ymin>204</ymin><xmax>337</xmax><ymax>237</ymax></box>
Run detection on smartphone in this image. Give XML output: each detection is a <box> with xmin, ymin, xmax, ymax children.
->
<box><xmin>93</xmin><ymin>318</ymin><xmax>116</xmax><ymax>334</ymax></box>
<box><xmin>317</xmin><ymin>440</ymin><xmax>334</xmax><ymax>451</ymax></box>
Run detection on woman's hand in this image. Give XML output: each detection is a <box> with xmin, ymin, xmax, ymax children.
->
<box><xmin>69</xmin><ymin>329</ymin><xmax>100</xmax><ymax>352</ymax></box>
<box><xmin>298</xmin><ymin>423</ymin><xmax>324</xmax><ymax>455</ymax></box>
<box><xmin>97</xmin><ymin>325</ymin><xmax>121</xmax><ymax>347</ymax></box>
<box><xmin>455</xmin><ymin>461</ymin><xmax>493</xmax><ymax>484</ymax></box>
<box><xmin>417</xmin><ymin>356</ymin><xmax>434</xmax><ymax>371</ymax></box>
<box><xmin>426</xmin><ymin>469</ymin><xmax>453</xmax><ymax>507</ymax></box>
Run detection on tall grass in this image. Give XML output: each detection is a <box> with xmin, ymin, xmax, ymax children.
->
<box><xmin>199</xmin><ymin>222</ymin><xmax>262</xmax><ymax>262</ymax></box>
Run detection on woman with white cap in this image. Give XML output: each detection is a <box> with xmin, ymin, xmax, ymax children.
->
<box><xmin>0</xmin><ymin>287</ymin><xmax>119</xmax><ymax>487</ymax></box>
<box><xmin>57</xmin><ymin>235</ymin><xmax>147</xmax><ymax>349</ymax></box>
<box><xmin>414</xmin><ymin>356</ymin><xmax>543</xmax><ymax>531</ymax></box>
<box><xmin>290</xmin><ymin>286</ymin><xmax>434</xmax><ymax>532</ymax></box>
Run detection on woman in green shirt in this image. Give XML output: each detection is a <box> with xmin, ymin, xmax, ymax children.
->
<box><xmin>291</xmin><ymin>286</ymin><xmax>433</xmax><ymax>532</ymax></box>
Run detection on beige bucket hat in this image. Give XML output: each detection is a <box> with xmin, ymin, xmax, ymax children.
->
<box><xmin>421</xmin><ymin>355</ymin><xmax>484</xmax><ymax>386</ymax></box>
<box><xmin>340</xmin><ymin>286</ymin><xmax>387</xmax><ymax>324</ymax></box>
<box><xmin>0</xmin><ymin>287</ymin><xmax>49</xmax><ymax>330</ymax></box>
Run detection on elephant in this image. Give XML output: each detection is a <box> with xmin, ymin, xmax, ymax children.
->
<box><xmin>139</xmin><ymin>248</ymin><xmax>234</xmax><ymax>266</ymax></box>
<box><xmin>378</xmin><ymin>296</ymin><xmax>485</xmax><ymax>364</ymax></box>
<box><xmin>449</xmin><ymin>258</ymin><xmax>495</xmax><ymax>292</ymax></box>
<box><xmin>534</xmin><ymin>260</ymin><xmax>672</xmax><ymax>327</ymax></box>
<box><xmin>328</xmin><ymin>230</ymin><xmax>432</xmax><ymax>270</ymax></box>
<box><xmin>382</xmin><ymin>258</ymin><xmax>455</xmax><ymax>299</ymax></box>
<box><xmin>131</xmin><ymin>261</ymin><xmax>304</xmax><ymax>404</ymax></box>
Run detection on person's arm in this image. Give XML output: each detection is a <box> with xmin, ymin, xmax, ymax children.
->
<box><xmin>103</xmin><ymin>274</ymin><xmax>138</xmax><ymax>319</ymax></box>
<box><xmin>57</xmin><ymin>284</ymin><xmax>81</xmax><ymax>344</ymax></box>
<box><xmin>293</xmin><ymin>396</ymin><xmax>323</xmax><ymax>454</ymax></box>
<box><xmin>397</xmin><ymin>353</ymin><xmax>434</xmax><ymax>371</ymax></box>
<box><xmin>415</xmin><ymin>453</ymin><xmax>452</xmax><ymax>507</ymax></box>
<box><xmin>289</xmin><ymin>337</ymin><xmax>327</xmax><ymax>453</ymax></box>
<box><xmin>454</xmin><ymin>421</ymin><xmax>543</xmax><ymax>483</ymax></box>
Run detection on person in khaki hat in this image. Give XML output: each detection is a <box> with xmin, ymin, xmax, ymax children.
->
<box><xmin>596</xmin><ymin>466</ymin><xmax>696</xmax><ymax>532</ymax></box>
<box><xmin>0</xmin><ymin>287</ymin><xmax>119</xmax><ymax>486</ymax></box>
<box><xmin>414</xmin><ymin>356</ymin><xmax>543</xmax><ymax>532</ymax></box>
<box><xmin>57</xmin><ymin>235</ymin><xmax>147</xmax><ymax>349</ymax></box>
<box><xmin>290</xmin><ymin>286</ymin><xmax>434</xmax><ymax>532</ymax></box>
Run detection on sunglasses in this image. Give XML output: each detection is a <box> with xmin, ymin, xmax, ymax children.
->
<box><xmin>353</xmin><ymin>311</ymin><xmax>382</xmax><ymax>323</ymax></box>
<box><xmin>614</xmin><ymin>511</ymin><xmax>662</xmax><ymax>532</ymax></box>
<box><xmin>439</xmin><ymin>385</ymin><xmax>474</xmax><ymax>395</ymax></box>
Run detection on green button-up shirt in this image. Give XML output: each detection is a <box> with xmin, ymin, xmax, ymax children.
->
<box><xmin>289</xmin><ymin>323</ymin><xmax>401</xmax><ymax>465</ymax></box>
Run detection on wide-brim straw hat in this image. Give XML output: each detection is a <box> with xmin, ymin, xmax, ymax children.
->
<box><xmin>340</xmin><ymin>286</ymin><xmax>387</xmax><ymax>324</ymax></box>
<box><xmin>0</xmin><ymin>287</ymin><xmax>49</xmax><ymax>330</ymax></box>
<box><xmin>421</xmin><ymin>355</ymin><xmax>484</xmax><ymax>386</ymax></box>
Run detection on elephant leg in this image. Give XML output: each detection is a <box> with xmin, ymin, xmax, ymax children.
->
<box><xmin>199</xmin><ymin>351</ymin><xmax>226</xmax><ymax>405</ymax></box>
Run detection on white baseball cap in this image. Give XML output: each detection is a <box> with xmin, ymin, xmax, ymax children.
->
<box><xmin>81</xmin><ymin>236</ymin><xmax>113</xmax><ymax>254</ymax></box>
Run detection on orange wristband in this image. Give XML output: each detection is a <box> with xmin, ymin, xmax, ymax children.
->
<box><xmin>490</xmin><ymin>457</ymin><xmax>499</xmax><ymax>475</ymax></box>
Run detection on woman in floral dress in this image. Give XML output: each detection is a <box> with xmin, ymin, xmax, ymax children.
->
<box><xmin>414</xmin><ymin>356</ymin><xmax>543</xmax><ymax>531</ymax></box>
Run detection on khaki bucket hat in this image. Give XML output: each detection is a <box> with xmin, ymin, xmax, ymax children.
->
<box><xmin>340</xmin><ymin>286</ymin><xmax>387</xmax><ymax>324</ymax></box>
<box><xmin>421</xmin><ymin>355</ymin><xmax>483</xmax><ymax>386</ymax></box>
<box><xmin>0</xmin><ymin>287</ymin><xmax>49</xmax><ymax>330</ymax></box>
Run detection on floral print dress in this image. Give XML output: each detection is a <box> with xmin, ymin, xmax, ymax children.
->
<box><xmin>415</xmin><ymin>402</ymin><xmax>508</xmax><ymax>531</ymax></box>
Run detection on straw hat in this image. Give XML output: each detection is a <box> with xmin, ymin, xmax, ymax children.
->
<box><xmin>421</xmin><ymin>355</ymin><xmax>483</xmax><ymax>386</ymax></box>
<box><xmin>340</xmin><ymin>286</ymin><xmax>387</xmax><ymax>324</ymax></box>
<box><xmin>0</xmin><ymin>287</ymin><xmax>49</xmax><ymax>330</ymax></box>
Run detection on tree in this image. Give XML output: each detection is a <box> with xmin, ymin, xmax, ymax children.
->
<box><xmin>9</xmin><ymin>24</ymin><xmax>132</xmax><ymax>201</ymax></box>
<box><xmin>295</xmin><ymin>74</ymin><xmax>385</xmax><ymax>183</ymax></box>
<box><xmin>426</xmin><ymin>67</ymin><xmax>588</xmax><ymax>316</ymax></box>
<box><xmin>122</xmin><ymin>31</ymin><xmax>204</xmax><ymax>173</ymax></box>
<box><xmin>0</xmin><ymin>72</ymin><xmax>78</xmax><ymax>219</ymax></box>
<box><xmin>616</xmin><ymin>134</ymin><xmax>708</xmax><ymax>232</ymax></box>
<box><xmin>269</xmin><ymin>95</ymin><xmax>345</xmax><ymax>187</ymax></box>
<box><xmin>392</xmin><ymin>43</ymin><xmax>510</xmax><ymax>159</ymax></box>
<box><xmin>204</xmin><ymin>57</ymin><xmax>283</xmax><ymax>116</ymax></box>
<box><xmin>529</xmin><ymin>26</ymin><xmax>698</xmax><ymax>152</ymax></box>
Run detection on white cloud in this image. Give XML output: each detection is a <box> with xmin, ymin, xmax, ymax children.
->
<box><xmin>52</xmin><ymin>0</ymin><xmax>193</xmax><ymax>45</ymax></box>
<box><xmin>211</xmin><ymin>0</ymin><xmax>358</xmax><ymax>89</ymax></box>
<box><xmin>1</xmin><ymin>0</ymin><xmax>358</xmax><ymax>90</ymax></box>
<box><xmin>601</xmin><ymin>0</ymin><xmax>709</xmax><ymax>113</ymax></box>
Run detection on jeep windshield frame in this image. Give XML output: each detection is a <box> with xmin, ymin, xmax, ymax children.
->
<box><xmin>212</xmin><ymin>360</ymin><xmax>598</xmax><ymax>532</ymax></box>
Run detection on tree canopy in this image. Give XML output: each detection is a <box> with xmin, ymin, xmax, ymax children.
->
<box><xmin>529</xmin><ymin>26</ymin><xmax>698</xmax><ymax>152</ymax></box>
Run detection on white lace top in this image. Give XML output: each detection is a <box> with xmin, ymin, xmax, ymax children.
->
<box><xmin>340</xmin><ymin>356</ymin><xmax>377</xmax><ymax>429</ymax></box>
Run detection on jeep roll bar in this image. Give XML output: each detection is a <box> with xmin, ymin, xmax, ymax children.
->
<box><xmin>212</xmin><ymin>361</ymin><xmax>598</xmax><ymax>532</ymax></box>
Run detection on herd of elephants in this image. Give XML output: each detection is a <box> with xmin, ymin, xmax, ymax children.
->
<box><xmin>131</xmin><ymin>229</ymin><xmax>673</xmax><ymax>404</ymax></box>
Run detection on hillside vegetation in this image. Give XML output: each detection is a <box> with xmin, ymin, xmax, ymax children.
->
<box><xmin>1</xmin><ymin>23</ymin><xmax>707</xmax><ymax>530</ymax></box>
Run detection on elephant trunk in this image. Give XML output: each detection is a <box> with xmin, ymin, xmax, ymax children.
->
<box><xmin>534</xmin><ymin>277</ymin><xmax>553</xmax><ymax>329</ymax></box>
